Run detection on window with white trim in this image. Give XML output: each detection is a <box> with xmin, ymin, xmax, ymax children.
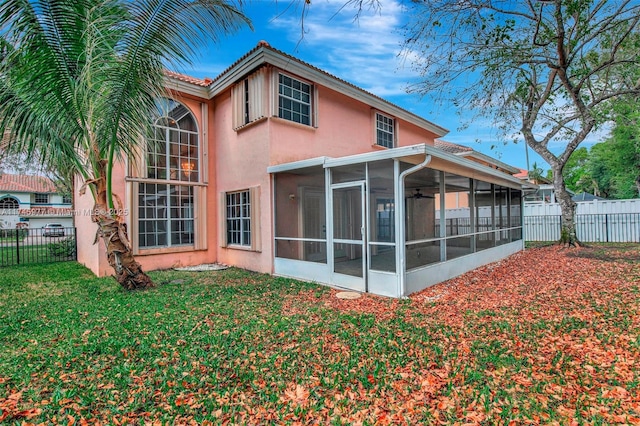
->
<box><xmin>138</xmin><ymin>183</ymin><xmax>194</xmax><ymax>248</ymax></box>
<box><xmin>278</xmin><ymin>74</ymin><xmax>312</xmax><ymax>126</ymax></box>
<box><xmin>376</xmin><ymin>112</ymin><xmax>395</xmax><ymax>148</ymax></box>
<box><xmin>0</xmin><ymin>197</ymin><xmax>19</xmax><ymax>210</ymax></box>
<box><xmin>226</xmin><ymin>190</ymin><xmax>251</xmax><ymax>246</ymax></box>
<box><xmin>34</xmin><ymin>193</ymin><xmax>49</xmax><ymax>204</ymax></box>
<box><xmin>138</xmin><ymin>98</ymin><xmax>199</xmax><ymax>249</ymax></box>
<box><xmin>146</xmin><ymin>101</ymin><xmax>198</xmax><ymax>183</ymax></box>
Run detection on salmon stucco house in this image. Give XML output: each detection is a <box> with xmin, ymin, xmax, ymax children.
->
<box><xmin>75</xmin><ymin>41</ymin><xmax>527</xmax><ymax>298</ymax></box>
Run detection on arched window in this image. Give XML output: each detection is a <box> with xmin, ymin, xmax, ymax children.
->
<box><xmin>138</xmin><ymin>99</ymin><xmax>199</xmax><ymax>249</ymax></box>
<box><xmin>0</xmin><ymin>197</ymin><xmax>19</xmax><ymax>210</ymax></box>
<box><xmin>146</xmin><ymin>98</ymin><xmax>199</xmax><ymax>182</ymax></box>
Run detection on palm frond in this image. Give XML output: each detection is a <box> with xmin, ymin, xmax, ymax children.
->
<box><xmin>0</xmin><ymin>0</ymin><xmax>250</xmax><ymax>206</ymax></box>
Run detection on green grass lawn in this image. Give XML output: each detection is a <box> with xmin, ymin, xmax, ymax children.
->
<box><xmin>0</xmin><ymin>238</ymin><xmax>76</xmax><ymax>267</ymax></box>
<box><xmin>1</xmin><ymin>245</ymin><xmax>640</xmax><ymax>424</ymax></box>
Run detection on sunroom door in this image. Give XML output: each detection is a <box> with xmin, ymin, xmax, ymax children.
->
<box><xmin>331</xmin><ymin>182</ymin><xmax>366</xmax><ymax>291</ymax></box>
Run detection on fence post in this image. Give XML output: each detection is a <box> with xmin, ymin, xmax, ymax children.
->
<box><xmin>605</xmin><ymin>214</ymin><xmax>609</xmax><ymax>243</ymax></box>
<box><xmin>559</xmin><ymin>215</ymin><xmax>562</xmax><ymax>241</ymax></box>
<box><xmin>73</xmin><ymin>227</ymin><xmax>78</xmax><ymax>261</ymax></box>
<box><xmin>15</xmin><ymin>229</ymin><xmax>20</xmax><ymax>265</ymax></box>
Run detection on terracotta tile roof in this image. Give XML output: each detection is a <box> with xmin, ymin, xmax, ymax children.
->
<box><xmin>164</xmin><ymin>70</ymin><xmax>213</xmax><ymax>87</ymax></box>
<box><xmin>434</xmin><ymin>139</ymin><xmax>520</xmax><ymax>175</ymax></box>
<box><xmin>513</xmin><ymin>169</ymin><xmax>529</xmax><ymax>179</ymax></box>
<box><xmin>0</xmin><ymin>174</ymin><xmax>56</xmax><ymax>193</ymax></box>
<box><xmin>205</xmin><ymin>41</ymin><xmax>448</xmax><ymax>136</ymax></box>
<box><xmin>19</xmin><ymin>207</ymin><xmax>72</xmax><ymax>217</ymax></box>
<box><xmin>434</xmin><ymin>139</ymin><xmax>473</xmax><ymax>154</ymax></box>
<box><xmin>211</xmin><ymin>41</ymin><xmax>398</xmax><ymax>105</ymax></box>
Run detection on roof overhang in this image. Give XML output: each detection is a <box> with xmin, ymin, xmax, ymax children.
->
<box><xmin>164</xmin><ymin>75</ymin><xmax>210</xmax><ymax>99</ymax></box>
<box><xmin>456</xmin><ymin>151</ymin><xmax>521</xmax><ymax>174</ymax></box>
<box><xmin>207</xmin><ymin>46</ymin><xmax>449</xmax><ymax>138</ymax></box>
<box><xmin>268</xmin><ymin>143</ymin><xmax>532</xmax><ymax>190</ymax></box>
<box><xmin>267</xmin><ymin>157</ymin><xmax>327</xmax><ymax>174</ymax></box>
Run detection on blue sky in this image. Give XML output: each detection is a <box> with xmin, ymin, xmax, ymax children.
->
<box><xmin>176</xmin><ymin>0</ymin><xmax>603</xmax><ymax>172</ymax></box>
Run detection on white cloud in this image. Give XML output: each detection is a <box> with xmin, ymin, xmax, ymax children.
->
<box><xmin>268</xmin><ymin>0</ymin><xmax>416</xmax><ymax>96</ymax></box>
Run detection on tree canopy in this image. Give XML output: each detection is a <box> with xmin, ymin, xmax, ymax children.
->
<box><xmin>562</xmin><ymin>101</ymin><xmax>640</xmax><ymax>199</ymax></box>
<box><xmin>403</xmin><ymin>0</ymin><xmax>640</xmax><ymax>243</ymax></box>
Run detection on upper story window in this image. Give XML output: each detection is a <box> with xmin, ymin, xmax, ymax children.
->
<box><xmin>147</xmin><ymin>99</ymin><xmax>199</xmax><ymax>183</ymax></box>
<box><xmin>279</xmin><ymin>74</ymin><xmax>312</xmax><ymax>126</ymax></box>
<box><xmin>34</xmin><ymin>193</ymin><xmax>49</xmax><ymax>204</ymax></box>
<box><xmin>0</xmin><ymin>197</ymin><xmax>19</xmax><ymax>210</ymax></box>
<box><xmin>231</xmin><ymin>69</ymin><xmax>315</xmax><ymax>130</ymax></box>
<box><xmin>376</xmin><ymin>112</ymin><xmax>395</xmax><ymax>148</ymax></box>
<box><xmin>62</xmin><ymin>195</ymin><xmax>72</xmax><ymax>204</ymax></box>
<box><xmin>231</xmin><ymin>67</ymin><xmax>268</xmax><ymax>130</ymax></box>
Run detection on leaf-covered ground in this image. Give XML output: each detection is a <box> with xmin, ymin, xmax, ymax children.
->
<box><xmin>1</xmin><ymin>244</ymin><xmax>639</xmax><ymax>425</ymax></box>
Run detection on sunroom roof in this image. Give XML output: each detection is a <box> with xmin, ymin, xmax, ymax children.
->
<box><xmin>267</xmin><ymin>144</ymin><xmax>531</xmax><ymax>189</ymax></box>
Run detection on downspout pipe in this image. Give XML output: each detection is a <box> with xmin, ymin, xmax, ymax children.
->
<box><xmin>396</xmin><ymin>152</ymin><xmax>432</xmax><ymax>298</ymax></box>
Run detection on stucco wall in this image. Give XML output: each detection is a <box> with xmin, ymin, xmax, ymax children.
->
<box><xmin>214</xmin><ymin>90</ymin><xmax>273</xmax><ymax>273</ymax></box>
<box><xmin>74</xmin><ymin>174</ymin><xmax>107</xmax><ymax>276</ymax></box>
<box><xmin>269</xmin><ymin>82</ymin><xmax>439</xmax><ymax>164</ymax></box>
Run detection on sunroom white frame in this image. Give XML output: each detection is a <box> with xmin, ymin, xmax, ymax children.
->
<box><xmin>269</xmin><ymin>143</ymin><xmax>528</xmax><ymax>298</ymax></box>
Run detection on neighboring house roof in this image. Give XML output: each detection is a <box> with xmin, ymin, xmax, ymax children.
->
<box><xmin>434</xmin><ymin>140</ymin><xmax>520</xmax><ymax>175</ymax></box>
<box><xmin>514</xmin><ymin>169</ymin><xmax>552</xmax><ymax>184</ymax></box>
<box><xmin>572</xmin><ymin>192</ymin><xmax>606</xmax><ymax>202</ymax></box>
<box><xmin>513</xmin><ymin>169</ymin><xmax>528</xmax><ymax>179</ymax></box>
<box><xmin>0</xmin><ymin>174</ymin><xmax>56</xmax><ymax>193</ymax></box>
<box><xmin>165</xmin><ymin>41</ymin><xmax>449</xmax><ymax>138</ymax></box>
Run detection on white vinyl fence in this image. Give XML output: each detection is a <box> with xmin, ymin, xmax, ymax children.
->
<box><xmin>524</xmin><ymin>199</ymin><xmax>640</xmax><ymax>242</ymax></box>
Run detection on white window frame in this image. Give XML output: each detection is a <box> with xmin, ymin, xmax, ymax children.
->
<box><xmin>34</xmin><ymin>193</ymin><xmax>49</xmax><ymax>204</ymax></box>
<box><xmin>225</xmin><ymin>190</ymin><xmax>251</xmax><ymax>247</ymax></box>
<box><xmin>278</xmin><ymin>73</ymin><xmax>313</xmax><ymax>126</ymax></box>
<box><xmin>136</xmin><ymin>98</ymin><xmax>201</xmax><ymax>251</ymax></box>
<box><xmin>0</xmin><ymin>196</ymin><xmax>19</xmax><ymax>210</ymax></box>
<box><xmin>138</xmin><ymin>182</ymin><xmax>195</xmax><ymax>249</ymax></box>
<box><xmin>375</xmin><ymin>112</ymin><xmax>396</xmax><ymax>148</ymax></box>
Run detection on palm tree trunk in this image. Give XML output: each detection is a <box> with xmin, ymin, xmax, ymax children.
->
<box><xmin>95</xmin><ymin>214</ymin><xmax>154</xmax><ymax>290</ymax></box>
<box><xmin>93</xmin><ymin>171</ymin><xmax>154</xmax><ymax>290</ymax></box>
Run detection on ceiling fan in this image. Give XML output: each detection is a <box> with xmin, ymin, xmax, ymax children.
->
<box><xmin>411</xmin><ymin>188</ymin><xmax>433</xmax><ymax>199</ymax></box>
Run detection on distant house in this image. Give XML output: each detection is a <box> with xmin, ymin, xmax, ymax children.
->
<box><xmin>515</xmin><ymin>170</ymin><xmax>604</xmax><ymax>204</ymax></box>
<box><xmin>0</xmin><ymin>174</ymin><xmax>72</xmax><ymax>229</ymax></box>
<box><xmin>571</xmin><ymin>192</ymin><xmax>607</xmax><ymax>202</ymax></box>
<box><xmin>75</xmin><ymin>41</ymin><xmax>527</xmax><ymax>298</ymax></box>
<box><xmin>514</xmin><ymin>170</ymin><xmax>557</xmax><ymax>203</ymax></box>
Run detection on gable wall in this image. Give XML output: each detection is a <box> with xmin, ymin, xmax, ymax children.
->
<box><xmin>268</xmin><ymin>77</ymin><xmax>440</xmax><ymax>165</ymax></box>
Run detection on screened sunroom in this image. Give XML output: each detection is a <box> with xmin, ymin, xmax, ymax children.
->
<box><xmin>268</xmin><ymin>144</ymin><xmax>524</xmax><ymax>298</ymax></box>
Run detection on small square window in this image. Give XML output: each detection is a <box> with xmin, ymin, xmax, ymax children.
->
<box><xmin>34</xmin><ymin>193</ymin><xmax>49</xmax><ymax>204</ymax></box>
<box><xmin>278</xmin><ymin>74</ymin><xmax>312</xmax><ymax>126</ymax></box>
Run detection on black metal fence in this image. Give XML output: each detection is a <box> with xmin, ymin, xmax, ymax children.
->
<box><xmin>524</xmin><ymin>213</ymin><xmax>640</xmax><ymax>242</ymax></box>
<box><xmin>0</xmin><ymin>227</ymin><xmax>77</xmax><ymax>267</ymax></box>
